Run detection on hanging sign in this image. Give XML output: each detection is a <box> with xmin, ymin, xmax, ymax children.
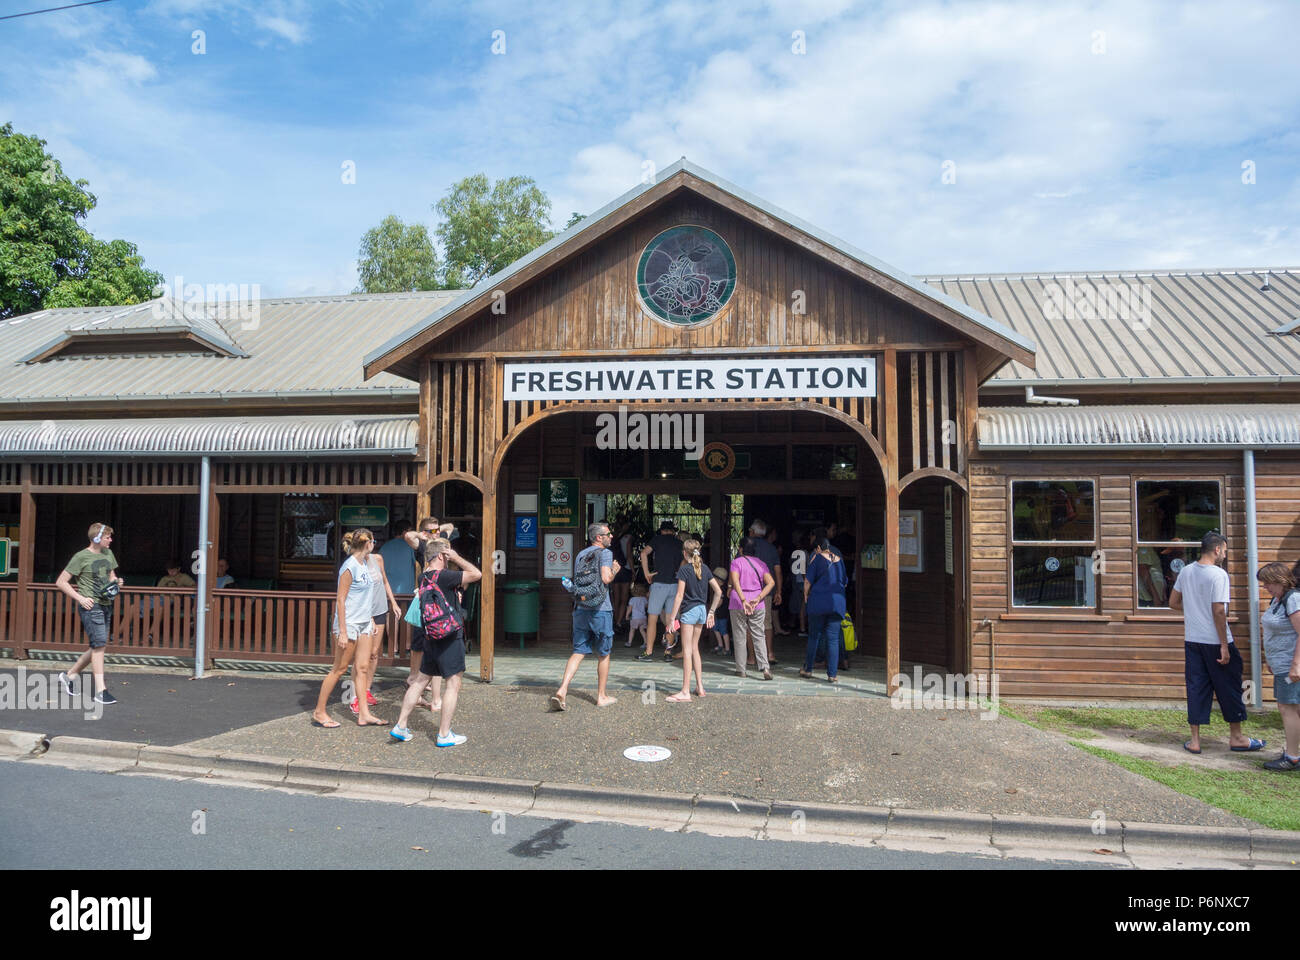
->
<box><xmin>0</xmin><ymin>538</ymin><xmax>9</xmax><ymax>577</ymax></box>
<box><xmin>540</xmin><ymin>478</ymin><xmax>580</xmax><ymax>527</ymax></box>
<box><xmin>339</xmin><ymin>505</ymin><xmax>389</xmax><ymax>527</ymax></box>
<box><xmin>504</xmin><ymin>357</ymin><xmax>876</xmax><ymax>401</ymax></box>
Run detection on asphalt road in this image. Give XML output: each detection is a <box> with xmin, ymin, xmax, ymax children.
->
<box><xmin>0</xmin><ymin>761</ymin><xmax>1120</xmax><ymax>870</ymax></box>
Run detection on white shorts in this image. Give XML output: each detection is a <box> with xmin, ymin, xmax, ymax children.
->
<box><xmin>648</xmin><ymin>582</ymin><xmax>677</xmax><ymax>616</ymax></box>
<box><xmin>342</xmin><ymin>619</ymin><xmax>374</xmax><ymax>642</ymax></box>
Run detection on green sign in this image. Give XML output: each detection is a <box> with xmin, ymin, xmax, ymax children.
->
<box><xmin>0</xmin><ymin>538</ymin><xmax>9</xmax><ymax>576</ymax></box>
<box><xmin>539</xmin><ymin>478</ymin><xmax>580</xmax><ymax>527</ymax></box>
<box><xmin>339</xmin><ymin>505</ymin><xmax>389</xmax><ymax>528</ymax></box>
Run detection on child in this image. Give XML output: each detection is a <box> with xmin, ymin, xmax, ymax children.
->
<box><xmin>710</xmin><ymin>567</ymin><xmax>732</xmax><ymax>655</ymax></box>
<box><xmin>625</xmin><ymin>581</ymin><xmax>649</xmax><ymax>648</ymax></box>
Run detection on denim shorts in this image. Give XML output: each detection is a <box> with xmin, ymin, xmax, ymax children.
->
<box><xmin>679</xmin><ymin>605</ymin><xmax>707</xmax><ymax>626</ymax></box>
<box><xmin>1276</xmin><ymin>673</ymin><xmax>1300</xmax><ymax>705</ymax></box>
<box><xmin>572</xmin><ymin>607</ymin><xmax>614</xmax><ymax>657</ymax></box>
<box><xmin>79</xmin><ymin>603</ymin><xmax>112</xmax><ymax>649</ymax></box>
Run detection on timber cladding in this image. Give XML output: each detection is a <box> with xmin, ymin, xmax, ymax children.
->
<box><xmin>969</xmin><ymin>455</ymin><xmax>1300</xmax><ymax>700</ymax></box>
<box><xmin>422</xmin><ymin>193</ymin><xmax>961</xmax><ymax>357</ymax></box>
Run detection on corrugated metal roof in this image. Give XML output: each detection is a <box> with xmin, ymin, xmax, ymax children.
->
<box><xmin>365</xmin><ymin>158</ymin><xmax>1038</xmax><ymax>375</ymax></box>
<box><xmin>0</xmin><ymin>415</ymin><xmax>418</xmax><ymax>457</ymax></box>
<box><xmin>0</xmin><ymin>290</ymin><xmax>464</xmax><ymax>407</ymax></box>
<box><xmin>978</xmin><ymin>404</ymin><xmax>1300</xmax><ymax>450</ymax></box>
<box><xmin>922</xmin><ymin>269</ymin><xmax>1300</xmax><ymax>386</ymax></box>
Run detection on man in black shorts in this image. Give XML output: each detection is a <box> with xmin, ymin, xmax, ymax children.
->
<box><xmin>56</xmin><ymin>522</ymin><xmax>122</xmax><ymax>705</ymax></box>
<box><xmin>390</xmin><ymin>538</ymin><xmax>481</xmax><ymax>747</ymax></box>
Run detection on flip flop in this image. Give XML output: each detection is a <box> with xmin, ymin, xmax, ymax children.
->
<box><xmin>311</xmin><ymin>719</ymin><xmax>340</xmax><ymax>729</ymax></box>
<box><xmin>549</xmin><ymin>694</ymin><xmax>567</xmax><ymax>712</ymax></box>
<box><xmin>1230</xmin><ymin>738</ymin><xmax>1267</xmax><ymax>752</ymax></box>
<box><xmin>1182</xmin><ymin>740</ymin><xmax>1201</xmax><ymax>754</ymax></box>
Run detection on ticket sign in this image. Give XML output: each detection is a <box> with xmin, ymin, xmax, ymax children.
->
<box><xmin>543</xmin><ymin>533</ymin><xmax>573</xmax><ymax>579</ymax></box>
<box><xmin>539</xmin><ymin>478</ymin><xmax>580</xmax><ymax>527</ymax></box>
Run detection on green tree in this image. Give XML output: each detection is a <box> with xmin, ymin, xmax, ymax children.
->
<box><xmin>0</xmin><ymin>122</ymin><xmax>161</xmax><ymax>319</ymax></box>
<box><xmin>564</xmin><ymin>212</ymin><xmax>586</xmax><ymax>229</ymax></box>
<box><xmin>434</xmin><ymin>174</ymin><xmax>554</xmax><ymax>287</ymax></box>
<box><xmin>354</xmin><ymin>214</ymin><xmax>441</xmax><ymax>293</ymax></box>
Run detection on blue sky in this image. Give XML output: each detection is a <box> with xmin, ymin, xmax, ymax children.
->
<box><xmin>2</xmin><ymin>0</ymin><xmax>1297</xmax><ymax>297</ymax></box>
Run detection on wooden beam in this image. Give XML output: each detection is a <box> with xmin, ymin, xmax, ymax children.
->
<box><xmin>910</xmin><ymin>353</ymin><xmax>921</xmax><ymax>473</ymax></box>
<box><xmin>962</xmin><ymin>346</ymin><xmax>978</xmax><ymax>473</ymax></box>
<box><xmin>924</xmin><ymin>352</ymin><xmax>936</xmax><ymax>469</ymax></box>
<box><xmin>479</xmin><ymin>474</ymin><xmax>496</xmax><ymax>683</ymax></box>
<box><xmin>883</xmin><ymin>349</ymin><xmax>901</xmax><ymax>695</ymax></box>
<box><xmin>14</xmin><ymin>464</ymin><xmax>34</xmax><ymax>659</ymax></box>
<box><xmin>940</xmin><ymin>352</ymin><xmax>951</xmax><ymax>471</ymax></box>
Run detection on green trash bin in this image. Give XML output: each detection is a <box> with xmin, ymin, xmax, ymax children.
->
<box><xmin>502</xmin><ymin>579</ymin><xmax>540</xmax><ymax>648</ymax></box>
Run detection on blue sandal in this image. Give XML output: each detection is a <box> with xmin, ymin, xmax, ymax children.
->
<box><xmin>1230</xmin><ymin>738</ymin><xmax>1267</xmax><ymax>752</ymax></box>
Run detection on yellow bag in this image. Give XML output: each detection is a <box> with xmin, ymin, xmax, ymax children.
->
<box><xmin>841</xmin><ymin>614</ymin><xmax>857</xmax><ymax>652</ymax></box>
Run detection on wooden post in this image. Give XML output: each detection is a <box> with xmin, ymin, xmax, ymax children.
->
<box><xmin>14</xmin><ymin>464</ymin><xmax>35</xmax><ymax>659</ymax></box>
<box><xmin>883</xmin><ymin>349</ymin><xmax>901</xmax><ymax>694</ymax></box>
<box><xmin>478</xmin><ymin>357</ymin><xmax>499</xmax><ymax>683</ymax></box>
<box><xmin>203</xmin><ymin>487</ymin><xmax>221</xmax><ymax>669</ymax></box>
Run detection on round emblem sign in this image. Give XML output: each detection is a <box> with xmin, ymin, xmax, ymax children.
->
<box><xmin>636</xmin><ymin>225</ymin><xmax>736</xmax><ymax>326</ymax></box>
<box><xmin>698</xmin><ymin>441</ymin><xmax>736</xmax><ymax>480</ymax></box>
<box><xmin>1170</xmin><ymin>558</ymin><xmax>1185</xmax><ymax>574</ymax></box>
<box><xmin>1044</xmin><ymin>556</ymin><xmax>1060</xmax><ymax>572</ymax></box>
<box><xmin>623</xmin><ymin>745</ymin><xmax>672</xmax><ymax>763</ymax></box>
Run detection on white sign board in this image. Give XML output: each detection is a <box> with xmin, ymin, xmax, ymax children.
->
<box><xmin>504</xmin><ymin>357</ymin><xmax>876</xmax><ymax>401</ymax></box>
<box><xmin>543</xmin><ymin>532</ymin><xmax>574</xmax><ymax>579</ymax></box>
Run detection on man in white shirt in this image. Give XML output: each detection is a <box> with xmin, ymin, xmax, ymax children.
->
<box><xmin>1170</xmin><ymin>532</ymin><xmax>1266</xmax><ymax>755</ymax></box>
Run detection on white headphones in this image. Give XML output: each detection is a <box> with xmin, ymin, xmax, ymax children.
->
<box><xmin>92</xmin><ymin>523</ymin><xmax>104</xmax><ymax>544</ymax></box>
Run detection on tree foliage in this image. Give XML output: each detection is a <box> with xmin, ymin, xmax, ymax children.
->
<box><xmin>354</xmin><ymin>214</ymin><xmax>441</xmax><ymax>293</ymax></box>
<box><xmin>434</xmin><ymin>174</ymin><xmax>554</xmax><ymax>288</ymax></box>
<box><xmin>0</xmin><ymin>122</ymin><xmax>162</xmax><ymax>319</ymax></box>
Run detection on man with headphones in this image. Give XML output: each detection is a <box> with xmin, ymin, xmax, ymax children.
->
<box><xmin>55</xmin><ymin>522</ymin><xmax>123</xmax><ymax>704</ymax></box>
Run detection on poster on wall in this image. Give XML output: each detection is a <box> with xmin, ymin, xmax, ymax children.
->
<box><xmin>543</xmin><ymin>532</ymin><xmax>574</xmax><ymax>579</ymax></box>
<box><xmin>944</xmin><ymin>486</ymin><xmax>954</xmax><ymax>576</ymax></box>
<box><xmin>899</xmin><ymin>510</ymin><xmax>923</xmax><ymax>573</ymax></box>
<box><xmin>540</xmin><ymin>478</ymin><xmax>580</xmax><ymax>527</ymax></box>
<box><xmin>515</xmin><ymin>515</ymin><xmax>538</xmax><ymax>548</ymax></box>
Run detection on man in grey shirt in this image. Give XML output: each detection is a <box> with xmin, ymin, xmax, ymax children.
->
<box><xmin>1170</xmin><ymin>532</ymin><xmax>1265</xmax><ymax>754</ymax></box>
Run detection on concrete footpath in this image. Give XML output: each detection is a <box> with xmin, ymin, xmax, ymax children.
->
<box><xmin>2</xmin><ymin>660</ymin><xmax>1297</xmax><ymax>866</ymax></box>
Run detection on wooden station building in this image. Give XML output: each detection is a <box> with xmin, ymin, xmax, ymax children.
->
<box><xmin>3</xmin><ymin>160</ymin><xmax>1299</xmax><ymax>701</ymax></box>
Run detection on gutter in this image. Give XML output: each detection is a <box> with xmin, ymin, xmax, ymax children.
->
<box><xmin>0</xmin><ymin>448</ymin><xmax>419</xmax><ymax>461</ymax></box>
<box><xmin>0</xmin><ymin>388</ymin><xmax>418</xmax><ymax>406</ymax></box>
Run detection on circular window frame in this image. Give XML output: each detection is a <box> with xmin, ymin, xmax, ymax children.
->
<box><xmin>635</xmin><ymin>224</ymin><xmax>737</xmax><ymax>330</ymax></box>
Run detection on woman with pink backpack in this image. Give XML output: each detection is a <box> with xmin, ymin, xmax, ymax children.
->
<box><xmin>390</xmin><ymin>538</ymin><xmax>480</xmax><ymax>747</ymax></box>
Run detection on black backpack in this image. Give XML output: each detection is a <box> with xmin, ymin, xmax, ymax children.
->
<box><xmin>572</xmin><ymin>548</ymin><xmax>608</xmax><ymax>610</ymax></box>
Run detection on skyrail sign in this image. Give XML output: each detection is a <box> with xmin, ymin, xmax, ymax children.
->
<box><xmin>503</xmin><ymin>357</ymin><xmax>876</xmax><ymax>401</ymax></box>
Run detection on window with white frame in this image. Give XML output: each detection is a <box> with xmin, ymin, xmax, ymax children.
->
<box><xmin>1134</xmin><ymin>480</ymin><xmax>1222</xmax><ymax>608</ymax></box>
<box><xmin>1010</xmin><ymin>480</ymin><xmax>1097</xmax><ymax>608</ymax></box>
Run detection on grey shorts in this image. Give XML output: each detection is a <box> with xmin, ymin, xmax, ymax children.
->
<box><xmin>79</xmin><ymin>603</ymin><xmax>112</xmax><ymax>649</ymax></box>
<box><xmin>648</xmin><ymin>582</ymin><xmax>676</xmax><ymax>616</ymax></box>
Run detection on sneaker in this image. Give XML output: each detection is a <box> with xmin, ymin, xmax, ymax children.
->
<box><xmin>436</xmin><ymin>731</ymin><xmax>467</xmax><ymax>748</ymax></box>
<box><xmin>365</xmin><ymin>690</ymin><xmax>378</xmax><ymax>707</ymax></box>
<box><xmin>93</xmin><ymin>690</ymin><xmax>118</xmax><ymax>705</ymax></box>
<box><xmin>1263</xmin><ymin>754</ymin><xmax>1300</xmax><ymax>771</ymax></box>
<box><xmin>389</xmin><ymin>725</ymin><xmax>413</xmax><ymax>742</ymax></box>
<box><xmin>349</xmin><ymin>698</ymin><xmax>360</xmax><ymax>715</ymax></box>
<box><xmin>58</xmin><ymin>672</ymin><xmax>76</xmax><ymax>696</ymax></box>
<box><xmin>634</xmin><ymin>652</ymin><xmax>656</xmax><ymax>661</ymax></box>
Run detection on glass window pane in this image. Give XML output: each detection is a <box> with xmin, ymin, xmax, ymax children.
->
<box><xmin>280</xmin><ymin>495</ymin><xmax>336</xmax><ymax>561</ymax></box>
<box><xmin>1136</xmin><ymin>481</ymin><xmax>1221</xmax><ymax>543</ymax></box>
<box><xmin>1136</xmin><ymin>546</ymin><xmax>1202</xmax><ymax>608</ymax></box>
<box><xmin>583</xmin><ymin>446</ymin><xmax>644</xmax><ymax>480</ymax></box>
<box><xmin>1011</xmin><ymin>481</ymin><xmax>1095</xmax><ymax>542</ymax></box>
<box><xmin>1012</xmin><ymin>546</ymin><xmax>1097</xmax><ymax>607</ymax></box>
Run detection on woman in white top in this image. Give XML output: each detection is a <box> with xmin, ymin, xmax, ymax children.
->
<box><xmin>355</xmin><ymin>548</ymin><xmax>401</xmax><ymax>715</ymax></box>
<box><xmin>311</xmin><ymin>529</ymin><xmax>387</xmax><ymax>728</ymax></box>
<box><xmin>1257</xmin><ymin>561</ymin><xmax>1300</xmax><ymax>770</ymax></box>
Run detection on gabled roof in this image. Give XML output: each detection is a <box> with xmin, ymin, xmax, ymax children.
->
<box><xmin>363</xmin><ymin>159</ymin><xmax>1038</xmax><ymax>381</ymax></box>
<box><xmin>19</xmin><ymin>297</ymin><xmax>248</xmax><ymax>363</ymax></box>
<box><xmin>0</xmin><ymin>290</ymin><xmax>463</xmax><ymax>412</ymax></box>
<box><xmin>924</xmin><ymin>269</ymin><xmax>1300</xmax><ymax>389</ymax></box>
